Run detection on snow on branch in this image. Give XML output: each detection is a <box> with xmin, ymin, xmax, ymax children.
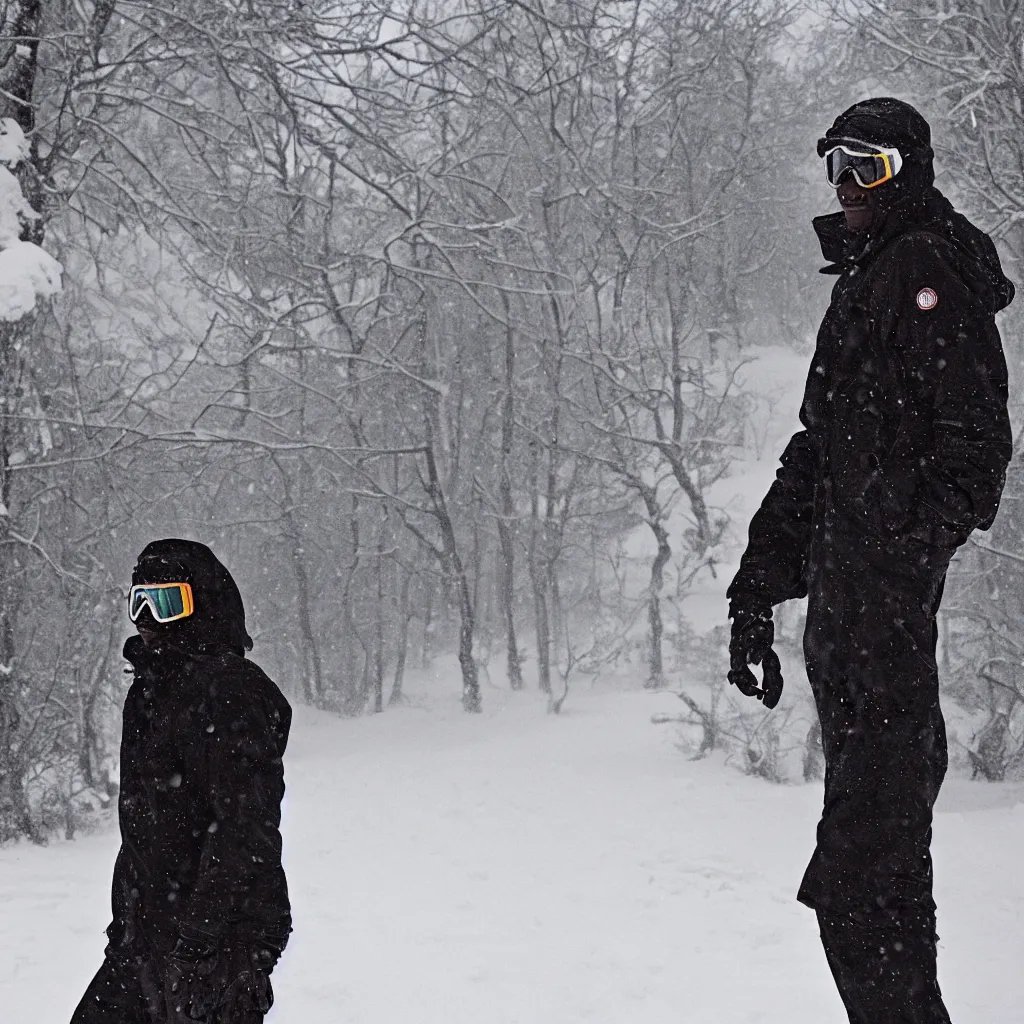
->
<box><xmin>0</xmin><ymin>118</ymin><xmax>61</xmax><ymax>322</ymax></box>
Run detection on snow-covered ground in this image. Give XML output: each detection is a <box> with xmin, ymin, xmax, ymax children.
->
<box><xmin>3</xmin><ymin>670</ymin><xmax>1024</xmax><ymax>1023</ymax></box>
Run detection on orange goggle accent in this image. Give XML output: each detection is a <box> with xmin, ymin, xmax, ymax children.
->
<box><xmin>129</xmin><ymin>582</ymin><xmax>194</xmax><ymax>623</ymax></box>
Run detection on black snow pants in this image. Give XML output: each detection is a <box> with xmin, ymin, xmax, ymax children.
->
<box><xmin>70</xmin><ymin>953</ymin><xmax>269</xmax><ymax>1024</ymax></box>
<box><xmin>817</xmin><ymin>906</ymin><xmax>949</xmax><ymax>1024</ymax></box>
<box><xmin>797</xmin><ymin>528</ymin><xmax>953</xmax><ymax>1024</ymax></box>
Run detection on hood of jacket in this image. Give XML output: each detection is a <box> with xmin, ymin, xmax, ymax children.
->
<box><xmin>127</xmin><ymin>538</ymin><xmax>253</xmax><ymax>660</ymax></box>
<box><xmin>818</xmin><ymin>96</ymin><xmax>936</xmax><ymax>196</ymax></box>
<box><xmin>813</xmin><ymin>187</ymin><xmax>1015</xmax><ymax>314</ymax></box>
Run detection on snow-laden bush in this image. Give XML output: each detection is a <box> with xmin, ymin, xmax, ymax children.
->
<box><xmin>0</xmin><ymin>118</ymin><xmax>60</xmax><ymax>321</ymax></box>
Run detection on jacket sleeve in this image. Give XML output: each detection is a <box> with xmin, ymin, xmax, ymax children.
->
<box><xmin>881</xmin><ymin>236</ymin><xmax>1012</xmax><ymax>539</ymax></box>
<box><xmin>180</xmin><ymin>684</ymin><xmax>289</xmax><ymax>942</ymax></box>
<box><xmin>105</xmin><ymin>844</ymin><xmax>144</xmax><ymax>955</ymax></box>
<box><xmin>727</xmin><ymin>426</ymin><xmax>818</xmax><ymax>607</ymax></box>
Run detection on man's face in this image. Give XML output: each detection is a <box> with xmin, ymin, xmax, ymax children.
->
<box><xmin>133</xmin><ymin>606</ymin><xmax>164</xmax><ymax>648</ymax></box>
<box><xmin>836</xmin><ymin>174</ymin><xmax>878</xmax><ymax>233</ymax></box>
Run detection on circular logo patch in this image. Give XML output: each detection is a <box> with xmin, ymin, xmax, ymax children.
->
<box><xmin>916</xmin><ymin>287</ymin><xmax>938</xmax><ymax>311</ymax></box>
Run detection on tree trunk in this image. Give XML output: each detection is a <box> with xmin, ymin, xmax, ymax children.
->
<box><xmin>631</xmin><ymin>478</ymin><xmax>672</xmax><ymax>689</ymax></box>
<box><xmin>340</xmin><ymin>496</ymin><xmax>363</xmax><ymax>712</ymax></box>
<box><xmin>646</xmin><ymin>521</ymin><xmax>672</xmax><ymax>689</ymax></box>
<box><xmin>455</xmin><ymin>554</ymin><xmax>481</xmax><ymax>713</ymax></box>
<box><xmin>276</xmin><ymin>459</ymin><xmax>323</xmax><ymax>705</ymax></box>
<box><xmin>528</xmin><ymin>442</ymin><xmax>552</xmax><ymax>695</ymax></box>
<box><xmin>469</xmin><ymin>487</ymin><xmax>487</xmax><ymax>651</ymax></box>
<box><xmin>421</xmin><ymin>581</ymin><xmax>434</xmax><ymax>670</ymax></box>
<box><xmin>498</xmin><ymin>310</ymin><xmax>523</xmax><ymax>689</ymax></box>
<box><xmin>499</xmin><ymin>520</ymin><xmax>523</xmax><ymax>689</ymax></box>
<box><xmin>289</xmin><ymin>515</ymin><xmax>323</xmax><ymax>704</ymax></box>
<box><xmin>548</xmin><ymin>563</ymin><xmax>564</xmax><ymax>657</ymax></box>
<box><xmin>389</xmin><ymin>573</ymin><xmax>412</xmax><ymax>706</ymax></box>
<box><xmin>664</xmin><ymin>266</ymin><xmax>717</xmax><ymax>555</ymax></box>
<box><xmin>78</xmin><ymin>621</ymin><xmax>114</xmax><ymax>791</ymax></box>
<box><xmin>423</xmin><ymin>443</ymin><xmax>480</xmax><ymax>712</ymax></box>
<box><xmin>530</xmin><ymin>557</ymin><xmax>552</xmax><ymax>696</ymax></box>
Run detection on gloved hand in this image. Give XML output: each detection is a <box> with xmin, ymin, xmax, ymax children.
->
<box><xmin>164</xmin><ymin>928</ymin><xmax>220</xmax><ymax>1022</ymax></box>
<box><xmin>164</xmin><ymin>927</ymin><xmax>279</xmax><ymax>1022</ymax></box>
<box><xmin>728</xmin><ymin>598</ymin><xmax>784</xmax><ymax>709</ymax></box>
<box><xmin>220</xmin><ymin>943</ymin><xmax>277</xmax><ymax>1018</ymax></box>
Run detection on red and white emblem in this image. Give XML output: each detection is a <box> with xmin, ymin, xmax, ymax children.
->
<box><xmin>916</xmin><ymin>287</ymin><xmax>938</xmax><ymax>311</ymax></box>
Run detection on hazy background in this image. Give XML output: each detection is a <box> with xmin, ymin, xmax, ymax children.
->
<box><xmin>0</xmin><ymin>0</ymin><xmax>1022</xmax><ymax>841</ymax></box>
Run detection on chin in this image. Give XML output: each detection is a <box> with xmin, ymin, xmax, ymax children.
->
<box><xmin>844</xmin><ymin>216</ymin><xmax>872</xmax><ymax>233</ymax></box>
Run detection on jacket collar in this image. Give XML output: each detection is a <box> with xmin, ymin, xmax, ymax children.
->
<box><xmin>812</xmin><ymin>212</ymin><xmax>854</xmax><ymax>273</ymax></box>
<box><xmin>812</xmin><ymin>187</ymin><xmax>1015</xmax><ymax>312</ymax></box>
<box><xmin>813</xmin><ymin>187</ymin><xmax>940</xmax><ymax>276</ymax></box>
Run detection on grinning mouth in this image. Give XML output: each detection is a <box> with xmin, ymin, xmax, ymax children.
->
<box><xmin>840</xmin><ymin>201</ymin><xmax>871</xmax><ymax>217</ymax></box>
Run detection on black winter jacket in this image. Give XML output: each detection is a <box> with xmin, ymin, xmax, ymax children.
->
<box><xmin>730</xmin><ymin>188</ymin><xmax>1013</xmax><ymax>606</ymax></box>
<box><xmin>108</xmin><ymin>541</ymin><xmax>292</xmax><ymax>958</ymax></box>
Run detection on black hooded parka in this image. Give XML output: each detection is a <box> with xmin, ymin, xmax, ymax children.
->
<box><xmin>728</xmin><ymin>100</ymin><xmax>1013</xmax><ymax>942</ymax></box>
<box><xmin>100</xmin><ymin>542</ymin><xmax>291</xmax><ymax>983</ymax></box>
<box><xmin>729</xmin><ymin>99</ymin><xmax>1013</xmax><ymax>1023</ymax></box>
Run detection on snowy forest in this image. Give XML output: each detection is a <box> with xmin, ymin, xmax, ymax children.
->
<box><xmin>0</xmin><ymin>0</ymin><xmax>1022</xmax><ymax>848</ymax></box>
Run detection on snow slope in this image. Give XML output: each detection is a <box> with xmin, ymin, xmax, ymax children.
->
<box><xmin>3</xmin><ymin>673</ymin><xmax>1024</xmax><ymax>1022</ymax></box>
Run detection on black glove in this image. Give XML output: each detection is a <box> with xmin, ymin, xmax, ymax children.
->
<box><xmin>164</xmin><ymin>929</ymin><xmax>220</xmax><ymax>1022</ymax></box>
<box><xmin>221</xmin><ymin>943</ymin><xmax>277</xmax><ymax>1019</ymax></box>
<box><xmin>728</xmin><ymin>599</ymin><xmax>784</xmax><ymax>709</ymax></box>
<box><xmin>164</xmin><ymin>928</ymin><xmax>278</xmax><ymax>1022</ymax></box>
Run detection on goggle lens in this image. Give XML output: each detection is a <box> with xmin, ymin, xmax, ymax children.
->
<box><xmin>129</xmin><ymin>583</ymin><xmax>194</xmax><ymax>623</ymax></box>
<box><xmin>824</xmin><ymin>146</ymin><xmax>898</xmax><ymax>189</ymax></box>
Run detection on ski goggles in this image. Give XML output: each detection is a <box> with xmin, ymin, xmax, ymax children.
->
<box><xmin>823</xmin><ymin>143</ymin><xmax>903</xmax><ymax>189</ymax></box>
<box><xmin>128</xmin><ymin>582</ymin><xmax>195</xmax><ymax>624</ymax></box>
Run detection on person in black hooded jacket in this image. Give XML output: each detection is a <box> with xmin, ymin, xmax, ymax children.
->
<box><xmin>71</xmin><ymin>539</ymin><xmax>292</xmax><ymax>1024</ymax></box>
<box><xmin>727</xmin><ymin>99</ymin><xmax>1013</xmax><ymax>1022</ymax></box>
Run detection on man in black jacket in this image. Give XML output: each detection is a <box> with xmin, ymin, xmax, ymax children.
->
<box><xmin>727</xmin><ymin>98</ymin><xmax>1013</xmax><ymax>1022</ymax></box>
<box><xmin>72</xmin><ymin>539</ymin><xmax>292</xmax><ymax>1024</ymax></box>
